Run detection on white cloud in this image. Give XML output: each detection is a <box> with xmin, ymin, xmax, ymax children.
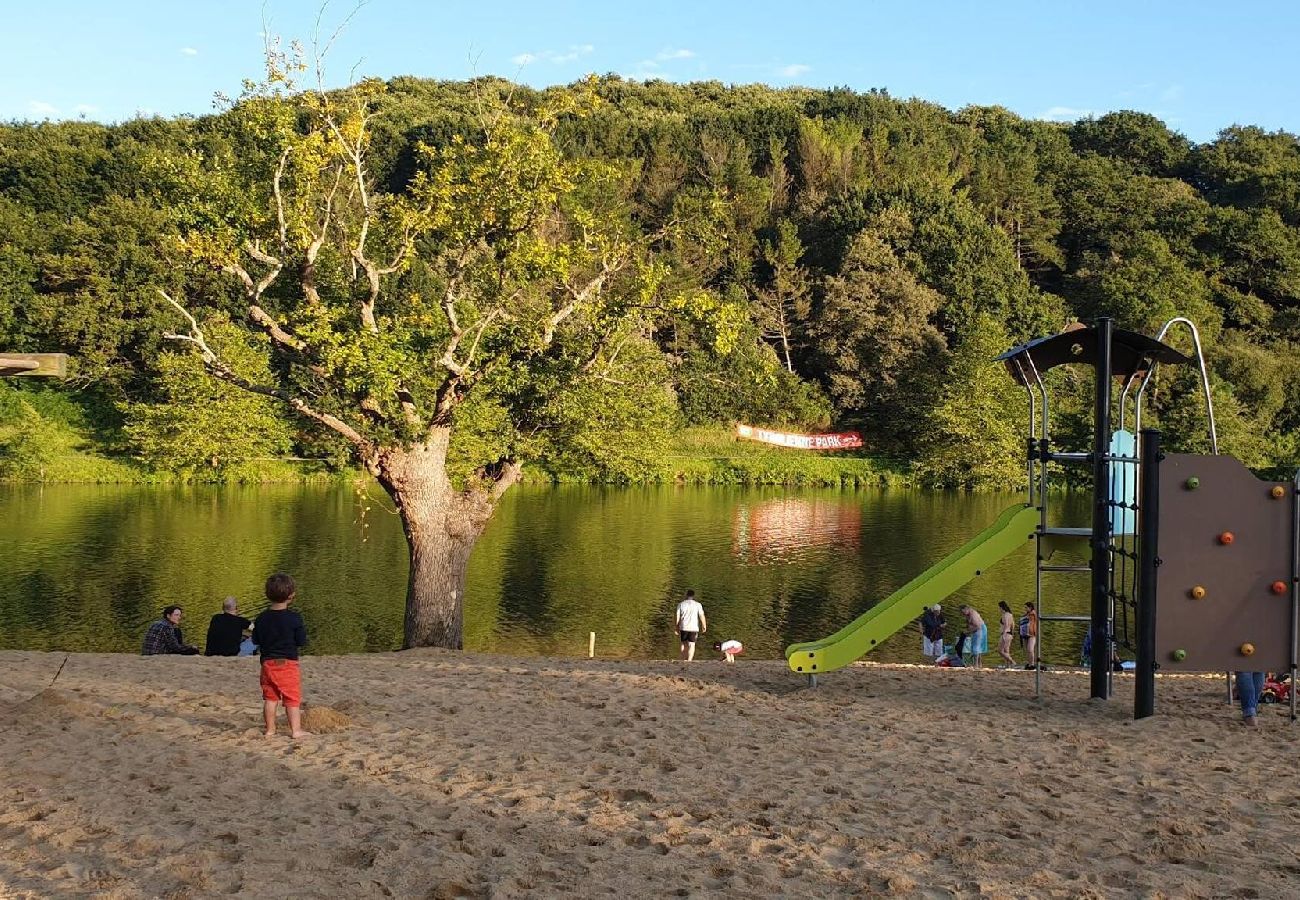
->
<box><xmin>657</xmin><ymin>48</ymin><xmax>695</xmax><ymax>61</ymax></box>
<box><xmin>778</xmin><ymin>64</ymin><xmax>811</xmax><ymax>78</ymax></box>
<box><xmin>512</xmin><ymin>45</ymin><xmax>594</xmax><ymax>67</ymax></box>
<box><xmin>180</xmin><ymin>47</ymin><xmax>198</xmax><ymax>57</ymax></box>
<box><xmin>1039</xmin><ymin>105</ymin><xmax>1096</xmax><ymax>122</ymax></box>
<box><xmin>28</xmin><ymin>100</ymin><xmax>59</xmax><ymax>117</ymax></box>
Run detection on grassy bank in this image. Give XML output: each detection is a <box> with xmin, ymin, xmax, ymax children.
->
<box><xmin>3</xmin><ymin>420</ymin><xmax>910</xmax><ymax>487</ymax></box>
<box><xmin>654</xmin><ymin>427</ymin><xmax>910</xmax><ymax>486</ymax></box>
<box><xmin>2</xmin><ymin>382</ymin><xmax>907</xmax><ymax>487</ymax></box>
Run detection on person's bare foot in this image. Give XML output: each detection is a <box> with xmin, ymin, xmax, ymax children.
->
<box><xmin>290</xmin><ymin>731</ymin><xmax>310</xmax><ymax>739</ymax></box>
<box><xmin>264</xmin><ymin>730</ymin><xmax>276</xmax><ymax>738</ymax></box>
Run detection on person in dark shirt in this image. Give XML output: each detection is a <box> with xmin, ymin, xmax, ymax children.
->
<box><xmin>253</xmin><ymin>573</ymin><xmax>308</xmax><ymax>738</ymax></box>
<box><xmin>205</xmin><ymin>596</ymin><xmax>252</xmax><ymax>657</ymax></box>
<box><xmin>141</xmin><ymin>606</ymin><xmax>199</xmax><ymax>655</ymax></box>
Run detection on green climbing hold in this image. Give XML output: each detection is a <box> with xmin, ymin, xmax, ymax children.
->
<box><xmin>1185</xmin><ymin>477</ymin><xmax>1200</xmax><ymax>490</ymax></box>
<box><xmin>1172</xmin><ymin>648</ymin><xmax>1187</xmax><ymax>662</ymax></box>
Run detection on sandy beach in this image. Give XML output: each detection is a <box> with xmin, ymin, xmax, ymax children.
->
<box><xmin>1</xmin><ymin>650</ymin><xmax>1297</xmax><ymax>899</ymax></box>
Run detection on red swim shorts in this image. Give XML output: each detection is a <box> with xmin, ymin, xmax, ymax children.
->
<box><xmin>260</xmin><ymin>658</ymin><xmax>302</xmax><ymax>707</ymax></box>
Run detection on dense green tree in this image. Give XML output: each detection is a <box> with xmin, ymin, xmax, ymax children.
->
<box><xmin>158</xmin><ymin>62</ymin><xmax>690</xmax><ymax>648</ymax></box>
<box><xmin>123</xmin><ymin>320</ymin><xmax>293</xmax><ymax>471</ymax></box>
<box><xmin>807</xmin><ymin>232</ymin><xmax>946</xmax><ymax>450</ymax></box>
<box><xmin>1069</xmin><ymin>111</ymin><xmax>1192</xmax><ymax>178</ymax></box>
<box><xmin>1</xmin><ymin>73</ymin><xmax>1297</xmax><ymax>488</ymax></box>
<box><xmin>915</xmin><ymin>316</ymin><xmax>1026</xmax><ymax>490</ymax></box>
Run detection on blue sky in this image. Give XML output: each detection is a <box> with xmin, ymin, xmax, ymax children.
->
<box><xmin>2</xmin><ymin>0</ymin><xmax>1297</xmax><ymax>143</ymax></box>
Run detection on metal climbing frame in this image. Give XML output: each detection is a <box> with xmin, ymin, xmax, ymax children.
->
<box><xmin>999</xmin><ymin>319</ymin><xmax>1209</xmax><ymax>701</ymax></box>
<box><xmin>1112</xmin><ymin>318</ymin><xmax>1221</xmax><ymax>704</ymax></box>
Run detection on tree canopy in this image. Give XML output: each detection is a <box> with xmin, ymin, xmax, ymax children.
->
<box><xmin>2</xmin><ymin>76</ymin><xmax>1298</xmax><ymax>491</ymax></box>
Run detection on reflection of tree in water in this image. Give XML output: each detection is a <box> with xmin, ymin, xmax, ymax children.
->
<box><xmin>732</xmin><ymin>497</ymin><xmax>861</xmax><ymax>564</ymax></box>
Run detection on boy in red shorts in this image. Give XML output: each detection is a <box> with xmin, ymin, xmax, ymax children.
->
<box><xmin>253</xmin><ymin>573</ymin><xmax>309</xmax><ymax>738</ymax></box>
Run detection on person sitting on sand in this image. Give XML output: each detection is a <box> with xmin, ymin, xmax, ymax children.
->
<box><xmin>675</xmin><ymin>590</ymin><xmax>707</xmax><ymax>661</ymax></box>
<box><xmin>713</xmin><ymin>639</ymin><xmax>744</xmax><ymax>663</ymax></box>
<box><xmin>141</xmin><ymin>606</ymin><xmax>200</xmax><ymax>655</ymax></box>
<box><xmin>960</xmin><ymin>604</ymin><xmax>987</xmax><ymax>669</ymax></box>
<box><xmin>253</xmin><ymin>573</ymin><xmax>309</xmax><ymax>739</ymax></box>
<box><xmin>205</xmin><ymin>596</ymin><xmax>252</xmax><ymax>657</ymax></box>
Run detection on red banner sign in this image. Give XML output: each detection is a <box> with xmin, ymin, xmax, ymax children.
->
<box><xmin>735</xmin><ymin>424</ymin><xmax>863</xmax><ymax>451</ymax></box>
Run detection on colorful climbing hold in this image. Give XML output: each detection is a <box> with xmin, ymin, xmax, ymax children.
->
<box><xmin>1241</xmin><ymin>643</ymin><xmax>1256</xmax><ymax>656</ymax></box>
<box><xmin>1271</xmin><ymin>485</ymin><xmax>1286</xmax><ymax>499</ymax></box>
<box><xmin>1272</xmin><ymin>581</ymin><xmax>1288</xmax><ymax>595</ymax></box>
<box><xmin>1190</xmin><ymin>585</ymin><xmax>1207</xmax><ymax>599</ymax></box>
<box><xmin>1172</xmin><ymin>649</ymin><xmax>1187</xmax><ymax>662</ymax></box>
<box><xmin>1185</xmin><ymin>477</ymin><xmax>1200</xmax><ymax>490</ymax></box>
<box><xmin>1218</xmin><ymin>531</ymin><xmax>1235</xmax><ymax>545</ymax></box>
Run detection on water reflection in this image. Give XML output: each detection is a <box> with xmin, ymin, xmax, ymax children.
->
<box><xmin>0</xmin><ymin>484</ymin><xmax>1095</xmax><ymax>664</ymax></box>
<box><xmin>732</xmin><ymin>497</ymin><xmax>861</xmax><ymax>563</ymax></box>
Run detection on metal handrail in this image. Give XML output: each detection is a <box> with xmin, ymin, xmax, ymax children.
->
<box><xmin>1135</xmin><ymin>317</ymin><xmax>1218</xmax><ymax>454</ymax></box>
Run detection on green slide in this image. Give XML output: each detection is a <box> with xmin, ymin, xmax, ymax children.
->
<box><xmin>786</xmin><ymin>503</ymin><xmax>1039</xmax><ymax>676</ymax></box>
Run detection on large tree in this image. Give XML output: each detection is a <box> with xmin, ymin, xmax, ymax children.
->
<box><xmin>160</xmin><ymin>53</ymin><xmax>671</xmax><ymax>648</ymax></box>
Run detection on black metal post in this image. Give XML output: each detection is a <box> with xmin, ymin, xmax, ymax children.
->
<box><xmin>1135</xmin><ymin>429</ymin><xmax>1161</xmax><ymax>719</ymax></box>
<box><xmin>1290</xmin><ymin>469</ymin><xmax>1298</xmax><ymax>722</ymax></box>
<box><xmin>1091</xmin><ymin>317</ymin><xmax>1113</xmax><ymax>699</ymax></box>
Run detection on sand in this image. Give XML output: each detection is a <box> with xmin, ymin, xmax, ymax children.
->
<box><xmin>1</xmin><ymin>650</ymin><xmax>1297</xmax><ymax>899</ymax></box>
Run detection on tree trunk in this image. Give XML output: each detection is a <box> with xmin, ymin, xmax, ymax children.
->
<box><xmin>375</xmin><ymin>430</ymin><xmax>504</xmax><ymax>650</ymax></box>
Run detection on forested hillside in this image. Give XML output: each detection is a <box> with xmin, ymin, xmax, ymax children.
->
<box><xmin>3</xmin><ymin>77</ymin><xmax>1298</xmax><ymax>487</ymax></box>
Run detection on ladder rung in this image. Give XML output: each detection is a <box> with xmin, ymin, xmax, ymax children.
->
<box><xmin>1041</xmin><ymin>564</ymin><xmax>1091</xmax><ymax>573</ymax></box>
<box><xmin>1048</xmin><ymin>451</ymin><xmax>1090</xmax><ymax>463</ymax></box>
<box><xmin>1040</xmin><ymin>614</ymin><xmax>1092</xmax><ymax>622</ymax></box>
<box><xmin>1040</xmin><ymin>527</ymin><xmax>1092</xmax><ymax>537</ymax></box>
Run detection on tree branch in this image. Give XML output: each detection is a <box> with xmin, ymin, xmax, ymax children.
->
<box><xmin>159</xmin><ymin>290</ymin><xmax>370</xmax><ymax>453</ymax></box>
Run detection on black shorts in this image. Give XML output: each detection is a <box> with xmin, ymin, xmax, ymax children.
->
<box><xmin>680</xmin><ymin>630</ymin><xmax>698</xmax><ymax>643</ymax></box>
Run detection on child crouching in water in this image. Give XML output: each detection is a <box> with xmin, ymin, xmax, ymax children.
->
<box><xmin>253</xmin><ymin>573</ymin><xmax>308</xmax><ymax>738</ymax></box>
<box><xmin>713</xmin><ymin>639</ymin><xmax>744</xmax><ymax>663</ymax></box>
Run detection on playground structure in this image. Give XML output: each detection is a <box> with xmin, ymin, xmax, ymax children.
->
<box><xmin>786</xmin><ymin>318</ymin><xmax>1299</xmax><ymax>720</ymax></box>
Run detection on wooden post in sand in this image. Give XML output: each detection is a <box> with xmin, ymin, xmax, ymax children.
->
<box><xmin>588</xmin><ymin>632</ymin><xmax>595</xmax><ymax>658</ymax></box>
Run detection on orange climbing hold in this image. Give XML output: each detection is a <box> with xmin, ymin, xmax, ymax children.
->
<box><xmin>1272</xmin><ymin>581</ymin><xmax>1288</xmax><ymax>595</ymax></box>
<box><xmin>1240</xmin><ymin>643</ymin><xmax>1256</xmax><ymax>656</ymax></box>
<box><xmin>1271</xmin><ymin>485</ymin><xmax>1287</xmax><ymax>499</ymax></box>
<box><xmin>1189</xmin><ymin>585</ymin><xmax>1207</xmax><ymax>599</ymax></box>
<box><xmin>1218</xmin><ymin>531</ymin><xmax>1235</xmax><ymax>545</ymax></box>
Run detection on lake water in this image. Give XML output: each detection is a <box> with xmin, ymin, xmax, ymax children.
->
<box><xmin>0</xmin><ymin>483</ymin><xmax>1096</xmax><ymax>664</ymax></box>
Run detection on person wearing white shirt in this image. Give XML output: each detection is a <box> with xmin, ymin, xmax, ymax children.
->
<box><xmin>675</xmin><ymin>590</ymin><xmax>707</xmax><ymax>661</ymax></box>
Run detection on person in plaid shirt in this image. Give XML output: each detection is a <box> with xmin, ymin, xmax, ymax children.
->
<box><xmin>141</xmin><ymin>606</ymin><xmax>199</xmax><ymax>655</ymax></box>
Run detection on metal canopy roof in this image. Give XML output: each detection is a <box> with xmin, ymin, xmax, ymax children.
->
<box><xmin>996</xmin><ymin>325</ymin><xmax>1192</xmax><ymax>384</ymax></box>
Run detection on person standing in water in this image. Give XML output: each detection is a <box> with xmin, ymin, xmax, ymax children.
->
<box><xmin>675</xmin><ymin>590</ymin><xmax>707</xmax><ymax>661</ymax></box>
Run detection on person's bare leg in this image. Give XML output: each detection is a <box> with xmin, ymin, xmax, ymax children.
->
<box><xmin>263</xmin><ymin>700</ymin><xmax>278</xmax><ymax>736</ymax></box>
<box><xmin>679</xmin><ymin>642</ymin><xmax>687</xmax><ymax>660</ymax></box>
<box><xmin>287</xmin><ymin>705</ymin><xmax>307</xmax><ymax>739</ymax></box>
<box><xmin>686</xmin><ymin>641</ymin><xmax>696</xmax><ymax>661</ymax></box>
